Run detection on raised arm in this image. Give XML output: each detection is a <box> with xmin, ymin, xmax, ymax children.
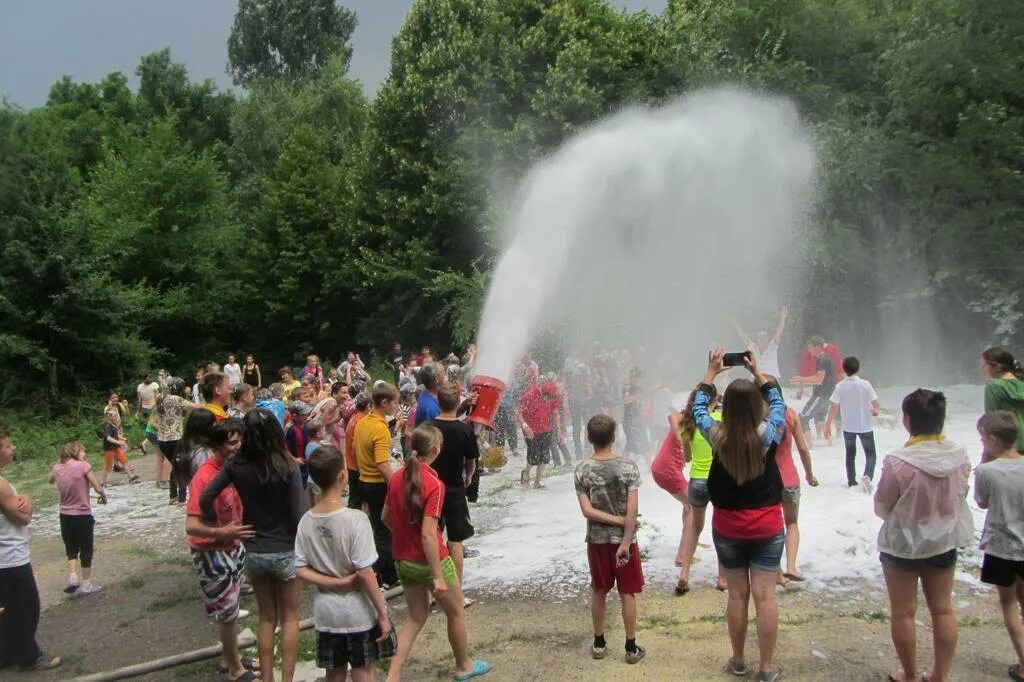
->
<box><xmin>733</xmin><ymin>319</ymin><xmax>752</xmax><ymax>348</ymax></box>
<box><xmin>773</xmin><ymin>306</ymin><xmax>789</xmax><ymax>345</ymax></box>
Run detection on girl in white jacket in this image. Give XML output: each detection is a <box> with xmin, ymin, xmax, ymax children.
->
<box><xmin>874</xmin><ymin>389</ymin><xmax>973</xmax><ymax>682</ymax></box>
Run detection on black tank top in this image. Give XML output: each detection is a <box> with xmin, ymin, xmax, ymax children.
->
<box><xmin>243</xmin><ymin>365</ymin><xmax>259</xmax><ymax>386</ymax></box>
<box><xmin>707</xmin><ymin>440</ymin><xmax>782</xmax><ymax>510</ymax></box>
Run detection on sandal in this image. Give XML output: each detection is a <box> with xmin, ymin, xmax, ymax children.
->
<box><xmin>220</xmin><ymin>657</ymin><xmax>259</xmax><ymax>674</ymax></box>
<box><xmin>454</xmin><ymin>659</ymin><xmax>493</xmax><ymax>680</ymax></box>
<box><xmin>229</xmin><ymin>671</ymin><xmax>260</xmax><ymax>682</ymax></box>
<box><xmin>674</xmin><ymin>579</ymin><xmax>690</xmax><ymax>596</ymax></box>
<box><xmin>19</xmin><ymin>654</ymin><xmax>62</xmax><ymax>671</ymax></box>
<box><xmin>728</xmin><ymin>658</ymin><xmax>748</xmax><ymax>676</ymax></box>
<box><xmin>756</xmin><ymin>665</ymin><xmax>782</xmax><ymax>682</ymax></box>
<box><xmin>783</xmin><ymin>572</ymin><xmax>806</xmax><ymax>582</ymax></box>
<box><xmin>1010</xmin><ymin>665</ymin><xmax>1024</xmax><ymax>682</ymax></box>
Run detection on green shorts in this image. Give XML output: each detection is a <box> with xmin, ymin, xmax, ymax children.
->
<box><xmin>397</xmin><ymin>556</ymin><xmax>458</xmax><ymax>589</ymax></box>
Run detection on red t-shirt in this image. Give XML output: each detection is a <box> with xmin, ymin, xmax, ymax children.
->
<box><xmin>775</xmin><ymin>409</ymin><xmax>800</xmax><ymax>489</ymax></box>
<box><xmin>386</xmin><ymin>464</ymin><xmax>449</xmax><ymax>564</ymax></box>
<box><xmin>186</xmin><ymin>457</ymin><xmax>243</xmax><ymax>552</ymax></box>
<box><xmin>520</xmin><ymin>384</ymin><xmax>558</xmax><ymax>434</ymax></box>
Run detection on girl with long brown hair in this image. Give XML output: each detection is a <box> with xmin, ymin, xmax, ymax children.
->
<box><xmin>693</xmin><ymin>348</ymin><xmax>787</xmax><ymax>682</ymax></box>
<box><xmin>382</xmin><ymin>425</ymin><xmax>492</xmax><ymax>681</ymax></box>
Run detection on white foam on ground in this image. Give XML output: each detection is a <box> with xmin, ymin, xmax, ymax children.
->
<box><xmin>463</xmin><ymin>385</ymin><xmax>991</xmax><ymax>598</ymax></box>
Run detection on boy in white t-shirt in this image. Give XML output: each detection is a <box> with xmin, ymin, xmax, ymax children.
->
<box><xmin>824</xmin><ymin>356</ymin><xmax>880</xmax><ymax>492</ymax></box>
<box><xmin>295</xmin><ymin>446</ymin><xmax>395</xmax><ymax>681</ymax></box>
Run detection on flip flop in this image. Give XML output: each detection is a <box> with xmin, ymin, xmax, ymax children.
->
<box><xmin>220</xmin><ymin>657</ymin><xmax>259</xmax><ymax>674</ymax></box>
<box><xmin>675</xmin><ymin>579</ymin><xmax>690</xmax><ymax>596</ymax></box>
<box><xmin>229</xmin><ymin>671</ymin><xmax>260</xmax><ymax>682</ymax></box>
<box><xmin>783</xmin><ymin>572</ymin><xmax>806</xmax><ymax>582</ymax></box>
<box><xmin>454</xmin><ymin>659</ymin><xmax>493</xmax><ymax>680</ymax></box>
<box><xmin>1009</xmin><ymin>665</ymin><xmax>1024</xmax><ymax>682</ymax></box>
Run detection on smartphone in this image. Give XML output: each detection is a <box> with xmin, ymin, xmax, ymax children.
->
<box><xmin>722</xmin><ymin>351</ymin><xmax>752</xmax><ymax>367</ymax></box>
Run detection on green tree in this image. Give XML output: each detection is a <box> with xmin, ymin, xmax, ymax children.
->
<box><xmin>227</xmin><ymin>0</ymin><xmax>357</xmax><ymax>87</ymax></box>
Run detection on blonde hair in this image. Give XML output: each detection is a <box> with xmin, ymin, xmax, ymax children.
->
<box><xmin>59</xmin><ymin>441</ymin><xmax>85</xmax><ymax>463</ymax></box>
<box><xmin>713</xmin><ymin>380</ymin><xmax>766</xmax><ymax>485</ymax></box>
<box><xmin>405</xmin><ymin>425</ymin><xmax>443</xmax><ymax>522</ymax></box>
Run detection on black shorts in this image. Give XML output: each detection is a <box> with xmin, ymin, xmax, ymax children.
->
<box><xmin>316</xmin><ymin>622</ymin><xmax>397</xmax><ymax>670</ymax></box>
<box><xmin>879</xmin><ymin>549</ymin><xmax>957</xmax><ymax>572</ymax></box>
<box><xmin>800</xmin><ymin>396</ymin><xmax>829</xmax><ymax>424</ymax></box>
<box><xmin>439</xmin><ymin>490</ymin><xmax>475</xmax><ymax>543</ymax></box>
<box><xmin>981</xmin><ymin>553</ymin><xmax>1024</xmax><ymax>587</ymax></box>
<box><xmin>526</xmin><ymin>432</ymin><xmax>552</xmax><ymax>466</ymax></box>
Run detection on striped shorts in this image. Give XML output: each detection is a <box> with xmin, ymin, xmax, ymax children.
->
<box><xmin>191</xmin><ymin>546</ymin><xmax>246</xmax><ymax>623</ymax></box>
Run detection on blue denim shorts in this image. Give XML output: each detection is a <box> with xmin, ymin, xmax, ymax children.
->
<box><xmin>687</xmin><ymin>479</ymin><xmax>710</xmax><ymax>508</ymax></box>
<box><xmin>879</xmin><ymin>549</ymin><xmax>957</xmax><ymax>573</ymax></box>
<box><xmin>713</xmin><ymin>530</ymin><xmax>785</xmax><ymax>572</ymax></box>
<box><xmin>245</xmin><ymin>550</ymin><xmax>296</xmax><ymax>582</ymax></box>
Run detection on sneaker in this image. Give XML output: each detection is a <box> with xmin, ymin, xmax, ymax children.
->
<box><xmin>237</xmin><ymin>608</ymin><xmax>251</xmax><ymax>619</ymax></box>
<box><xmin>592</xmin><ymin>644</ymin><xmax>607</xmax><ymax>660</ymax></box>
<box><xmin>756</xmin><ymin>665</ymin><xmax>782</xmax><ymax>681</ymax></box>
<box><xmin>463</xmin><ymin>547</ymin><xmax>480</xmax><ymax>559</ymax></box>
<box><xmin>625</xmin><ymin>645</ymin><xmax>646</xmax><ymax>664</ymax></box>
<box><xmin>77</xmin><ymin>583</ymin><xmax>103</xmax><ymax>596</ymax></box>
<box><xmin>859</xmin><ymin>475</ymin><xmax>873</xmax><ymax>494</ymax></box>
<box><xmin>64</xmin><ymin>575</ymin><xmax>80</xmax><ymax>594</ymax></box>
<box><xmin>128</xmin><ymin>474</ymin><xmax>140</xmax><ymax>483</ymax></box>
<box><xmin>729</xmin><ymin>658</ymin><xmax>749</xmax><ymax>676</ymax></box>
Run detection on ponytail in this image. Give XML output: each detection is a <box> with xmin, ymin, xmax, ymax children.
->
<box><xmin>982</xmin><ymin>347</ymin><xmax>1024</xmax><ymax>380</ymax></box>
<box><xmin>680</xmin><ymin>383</ymin><xmax>717</xmax><ymax>443</ymax></box>
<box><xmin>406</xmin><ymin>425</ymin><xmax>443</xmax><ymax>523</ymax></box>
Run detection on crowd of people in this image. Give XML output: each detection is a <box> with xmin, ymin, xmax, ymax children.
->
<box><xmin>1</xmin><ymin>336</ymin><xmax>1024</xmax><ymax>682</ymax></box>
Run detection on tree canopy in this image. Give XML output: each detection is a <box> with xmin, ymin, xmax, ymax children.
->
<box><xmin>1</xmin><ymin>0</ymin><xmax>1021</xmax><ymax>407</ymax></box>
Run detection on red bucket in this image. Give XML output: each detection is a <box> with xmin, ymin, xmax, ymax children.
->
<box><xmin>468</xmin><ymin>375</ymin><xmax>506</xmax><ymax>429</ymax></box>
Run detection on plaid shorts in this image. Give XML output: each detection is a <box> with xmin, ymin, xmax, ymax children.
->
<box><xmin>191</xmin><ymin>545</ymin><xmax>246</xmax><ymax>623</ymax></box>
<box><xmin>316</xmin><ymin>620</ymin><xmax>398</xmax><ymax>670</ymax></box>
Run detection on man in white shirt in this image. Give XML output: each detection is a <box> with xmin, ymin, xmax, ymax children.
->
<box><xmin>824</xmin><ymin>356</ymin><xmax>881</xmax><ymax>492</ymax></box>
<box><xmin>223</xmin><ymin>355</ymin><xmax>242</xmax><ymax>387</ymax></box>
<box><xmin>734</xmin><ymin>306</ymin><xmax>788</xmax><ymax>379</ymax></box>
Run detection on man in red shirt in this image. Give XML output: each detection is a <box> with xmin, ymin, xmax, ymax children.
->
<box><xmin>517</xmin><ymin>379</ymin><xmax>562</xmax><ymax>489</ymax></box>
<box><xmin>184</xmin><ymin>419</ymin><xmax>257</xmax><ymax>682</ymax></box>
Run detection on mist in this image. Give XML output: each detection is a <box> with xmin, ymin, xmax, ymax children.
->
<box><xmin>475</xmin><ymin>88</ymin><xmax>816</xmax><ymax>388</ymax></box>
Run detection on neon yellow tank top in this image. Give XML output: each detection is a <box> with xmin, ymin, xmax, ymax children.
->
<box><xmin>688</xmin><ymin>410</ymin><xmax>721</xmax><ymax>481</ymax></box>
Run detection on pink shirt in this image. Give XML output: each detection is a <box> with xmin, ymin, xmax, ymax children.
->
<box><xmin>775</xmin><ymin>409</ymin><xmax>800</xmax><ymax>489</ymax></box>
<box><xmin>651</xmin><ymin>431</ymin><xmax>685</xmax><ymax>482</ymax></box>
<box><xmin>53</xmin><ymin>459</ymin><xmax>93</xmax><ymax>515</ymax></box>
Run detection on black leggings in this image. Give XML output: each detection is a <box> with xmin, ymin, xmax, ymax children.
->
<box><xmin>157</xmin><ymin>440</ymin><xmax>180</xmax><ymax>501</ymax></box>
<box><xmin>59</xmin><ymin>514</ymin><xmax>95</xmax><ymax>568</ymax></box>
<box><xmin>0</xmin><ymin>562</ymin><xmax>43</xmax><ymax>667</ymax></box>
<box><xmin>361</xmin><ymin>481</ymin><xmax>397</xmax><ymax>586</ymax></box>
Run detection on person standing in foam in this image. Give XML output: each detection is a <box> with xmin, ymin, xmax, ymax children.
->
<box><xmin>734</xmin><ymin>306</ymin><xmax>789</xmax><ymax>379</ymax></box>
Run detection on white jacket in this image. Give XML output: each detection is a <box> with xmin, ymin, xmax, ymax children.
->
<box><xmin>874</xmin><ymin>437</ymin><xmax>974</xmax><ymax>559</ymax></box>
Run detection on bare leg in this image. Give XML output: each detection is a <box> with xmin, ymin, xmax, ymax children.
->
<box><xmin>620</xmin><ymin>593</ymin><xmax>637</xmax><ymax>640</ymax></box>
<box><xmin>277</xmin><ymin>578</ymin><xmax>302</xmax><ymax>682</ymax></box>
<box><xmin>387</xmin><ymin>585</ymin><xmax>430</xmax><ymax>682</ymax></box>
<box><xmin>434</xmin><ymin>580</ymin><xmax>473</xmax><ymax>675</ymax></box>
<box><xmin>750</xmin><ymin>569</ymin><xmax>780</xmax><ymax>673</ymax></box>
<box><xmin>679</xmin><ymin>505</ymin><xmax>706</xmax><ymax>584</ymax></box>
<box><xmin>448</xmin><ymin>542</ymin><xmax>465</xmax><ymax>583</ymax></box>
<box><xmin>670</xmin><ymin>492</ymin><xmax>689</xmax><ymax>568</ymax></box>
<box><xmin>782</xmin><ymin>500</ymin><xmax>802</xmax><ymax>578</ymax></box>
<box><xmin>998</xmin><ymin>581</ymin><xmax>1024</xmax><ymax>670</ymax></box>
<box><xmin>591</xmin><ymin>588</ymin><xmax>607</xmax><ymax>637</ymax></box>
<box><xmin>219</xmin><ymin>619</ymin><xmax>243</xmax><ymax>678</ymax></box>
<box><xmin>252</xmin><ymin>576</ymin><xmax>279</xmax><ymax>682</ymax></box>
<box><xmin>882</xmin><ymin>564</ymin><xmax>919</xmax><ymax>682</ymax></box>
<box><xmin>534</xmin><ymin>463</ymin><xmax>545</xmax><ymax>486</ymax></box>
<box><xmin>350</xmin><ymin>666</ymin><xmax>374</xmax><ymax>682</ymax></box>
<box><xmin>724</xmin><ymin>569</ymin><xmax>751</xmax><ymax>664</ymax></box>
<box><xmin>920</xmin><ymin>565</ymin><xmax>957</xmax><ymax>682</ymax></box>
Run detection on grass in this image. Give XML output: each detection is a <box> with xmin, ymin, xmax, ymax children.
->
<box><xmin>148</xmin><ymin>588</ymin><xmax>196</xmax><ymax>611</ymax></box>
<box><xmin>641</xmin><ymin>615</ymin><xmax>683</xmax><ymax>628</ymax></box>
<box><xmin>1</xmin><ymin>407</ymin><xmax>148</xmax><ymax>507</ymax></box>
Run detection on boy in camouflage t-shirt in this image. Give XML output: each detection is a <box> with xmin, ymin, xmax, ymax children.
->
<box><xmin>573</xmin><ymin>414</ymin><xmax>645</xmax><ymax>665</ymax></box>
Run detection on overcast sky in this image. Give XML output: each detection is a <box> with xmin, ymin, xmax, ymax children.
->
<box><xmin>0</xmin><ymin>1</ymin><xmax>666</xmax><ymax>108</ymax></box>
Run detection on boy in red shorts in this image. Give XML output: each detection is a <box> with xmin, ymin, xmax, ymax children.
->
<box><xmin>573</xmin><ymin>414</ymin><xmax>645</xmax><ymax>664</ymax></box>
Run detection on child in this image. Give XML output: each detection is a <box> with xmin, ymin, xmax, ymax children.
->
<box><xmin>286</xmin><ymin>401</ymin><xmax>312</xmax><ymax>489</ymax></box>
<box><xmin>49</xmin><ymin>442</ymin><xmax>107</xmax><ymax>595</ymax></box>
<box><xmin>574</xmin><ymin>414</ymin><xmax>645</xmax><ymax>664</ymax></box>
<box><xmin>185</xmin><ymin>419</ymin><xmax>258</xmax><ymax>682</ymax></box>
<box><xmin>101</xmin><ymin>392</ymin><xmax>139</xmax><ymax>487</ymax></box>
<box><xmin>874</xmin><ymin>389</ymin><xmax>973</xmax><ymax>682</ymax></box>
<box><xmin>974</xmin><ymin>411</ymin><xmax>1024</xmax><ymax>681</ymax></box>
<box><xmin>382</xmin><ymin>425</ymin><xmax>492</xmax><ymax>681</ymax></box>
<box><xmin>824</xmin><ymin>356</ymin><xmax>881</xmax><ymax>491</ymax></box>
<box><xmin>295</xmin><ymin>446</ymin><xmax>396</xmax><ymax>682</ymax></box>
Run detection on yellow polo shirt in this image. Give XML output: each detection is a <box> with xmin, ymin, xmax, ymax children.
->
<box><xmin>354</xmin><ymin>412</ymin><xmax>392</xmax><ymax>483</ymax></box>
